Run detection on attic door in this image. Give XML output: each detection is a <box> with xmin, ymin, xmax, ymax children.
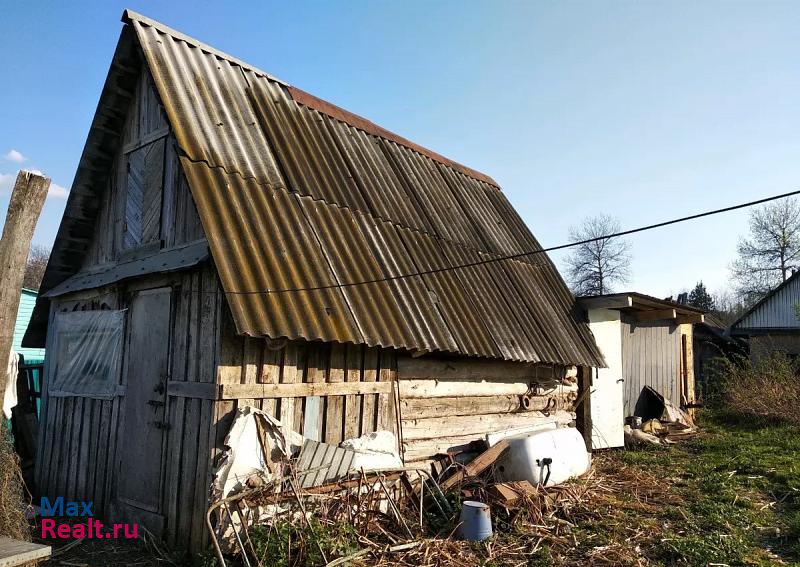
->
<box><xmin>123</xmin><ymin>138</ymin><xmax>165</xmax><ymax>249</ymax></box>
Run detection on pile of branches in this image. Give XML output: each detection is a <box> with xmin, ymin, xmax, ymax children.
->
<box><xmin>214</xmin><ymin>450</ymin><xmax>690</xmax><ymax>566</ymax></box>
<box><xmin>368</xmin><ymin>456</ymin><xmax>684</xmax><ymax>567</ymax></box>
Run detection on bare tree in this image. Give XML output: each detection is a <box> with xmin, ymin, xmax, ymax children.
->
<box><xmin>565</xmin><ymin>214</ymin><xmax>631</xmax><ymax>296</ymax></box>
<box><xmin>712</xmin><ymin>287</ymin><xmax>748</xmax><ymax>326</ymax></box>
<box><xmin>23</xmin><ymin>244</ymin><xmax>50</xmax><ymax>290</ymax></box>
<box><xmin>730</xmin><ymin>198</ymin><xmax>800</xmax><ymax>305</ymax></box>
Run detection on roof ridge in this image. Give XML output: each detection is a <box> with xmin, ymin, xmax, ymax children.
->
<box><xmin>123</xmin><ymin>9</ymin><xmax>500</xmax><ymax>188</ymax></box>
<box><xmin>731</xmin><ymin>269</ymin><xmax>800</xmax><ymax>329</ymax></box>
<box><xmin>122</xmin><ymin>9</ymin><xmax>290</xmax><ymax>86</ymax></box>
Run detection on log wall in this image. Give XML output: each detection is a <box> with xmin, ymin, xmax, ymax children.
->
<box><xmin>396</xmin><ymin>356</ymin><xmax>577</xmax><ymax>462</ymax></box>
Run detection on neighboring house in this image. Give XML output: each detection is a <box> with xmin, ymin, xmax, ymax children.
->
<box><xmin>579</xmin><ymin>293</ymin><xmax>704</xmax><ymax>449</ymax></box>
<box><xmin>731</xmin><ymin>271</ymin><xmax>800</xmax><ymax>362</ymax></box>
<box><xmin>13</xmin><ymin>288</ymin><xmax>45</xmax><ymax>364</ymax></box>
<box><xmin>23</xmin><ymin>11</ymin><xmax>605</xmax><ymax>550</ymax></box>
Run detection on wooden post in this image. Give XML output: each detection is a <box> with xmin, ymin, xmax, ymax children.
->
<box><xmin>575</xmin><ymin>365</ymin><xmax>593</xmax><ymax>452</ymax></box>
<box><xmin>0</xmin><ymin>171</ymin><xmax>50</xmax><ymax>408</ymax></box>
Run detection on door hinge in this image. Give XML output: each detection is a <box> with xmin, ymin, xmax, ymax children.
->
<box><xmin>152</xmin><ymin>421</ymin><xmax>171</xmax><ymax>430</ymax></box>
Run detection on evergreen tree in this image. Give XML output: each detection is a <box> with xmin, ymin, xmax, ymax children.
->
<box><xmin>688</xmin><ymin>281</ymin><xmax>715</xmax><ymax>311</ymax></box>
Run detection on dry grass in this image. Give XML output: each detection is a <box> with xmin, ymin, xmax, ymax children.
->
<box><xmin>362</xmin><ymin>455</ymin><xmax>682</xmax><ymax>567</ymax></box>
<box><xmin>716</xmin><ymin>352</ymin><xmax>800</xmax><ymax>424</ymax></box>
<box><xmin>0</xmin><ymin>421</ymin><xmax>29</xmax><ymax>540</ymax></box>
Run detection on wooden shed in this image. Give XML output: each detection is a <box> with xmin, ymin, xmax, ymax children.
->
<box><xmin>579</xmin><ymin>293</ymin><xmax>704</xmax><ymax>449</ymax></box>
<box><xmin>24</xmin><ymin>11</ymin><xmax>604</xmax><ymax>551</ymax></box>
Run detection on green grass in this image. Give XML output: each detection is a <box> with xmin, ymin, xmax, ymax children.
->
<box><xmin>610</xmin><ymin>409</ymin><xmax>800</xmax><ymax>566</ymax></box>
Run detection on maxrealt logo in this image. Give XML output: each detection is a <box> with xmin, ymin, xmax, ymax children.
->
<box><xmin>40</xmin><ymin>497</ymin><xmax>138</xmax><ymax>539</ymax></box>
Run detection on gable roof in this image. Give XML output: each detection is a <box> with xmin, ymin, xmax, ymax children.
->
<box><xmin>731</xmin><ymin>271</ymin><xmax>800</xmax><ymax>333</ymax></box>
<box><xmin>27</xmin><ymin>10</ymin><xmax>604</xmax><ymax>367</ymax></box>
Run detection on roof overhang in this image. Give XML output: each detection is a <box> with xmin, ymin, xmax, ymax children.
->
<box><xmin>42</xmin><ymin>240</ymin><xmax>209</xmax><ymax>298</ymax></box>
<box><xmin>579</xmin><ymin>292</ymin><xmax>706</xmax><ymax>324</ymax></box>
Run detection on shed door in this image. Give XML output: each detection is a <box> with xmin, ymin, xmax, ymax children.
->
<box><xmin>622</xmin><ymin>318</ymin><xmax>682</xmax><ymax>417</ymax></box>
<box><xmin>117</xmin><ymin>288</ymin><xmax>171</xmax><ymax>520</ymax></box>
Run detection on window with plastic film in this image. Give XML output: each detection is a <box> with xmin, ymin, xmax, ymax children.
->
<box><xmin>49</xmin><ymin>310</ymin><xmax>126</xmax><ymax>399</ymax></box>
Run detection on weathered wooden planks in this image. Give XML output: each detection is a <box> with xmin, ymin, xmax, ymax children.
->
<box><xmin>402</xmin><ymin>410</ymin><xmax>573</xmax><ymax>441</ymax></box>
<box><xmin>0</xmin><ymin>537</ymin><xmax>51</xmax><ymax>567</ymax></box>
<box><xmin>400</xmin><ymin>392</ymin><xmax>575</xmax><ymax>420</ymax></box>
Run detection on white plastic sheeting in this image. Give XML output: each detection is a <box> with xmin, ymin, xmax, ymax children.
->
<box><xmin>213</xmin><ymin>406</ymin><xmax>402</xmax><ymax>498</ymax></box>
<box><xmin>3</xmin><ymin>351</ymin><xmax>19</xmax><ymax>419</ymax></box>
<box><xmin>213</xmin><ymin>406</ymin><xmax>304</xmax><ymax>499</ymax></box>
<box><xmin>50</xmin><ymin>310</ymin><xmax>125</xmax><ymax>399</ymax></box>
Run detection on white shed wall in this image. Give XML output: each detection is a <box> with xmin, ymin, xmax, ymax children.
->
<box><xmin>587</xmin><ymin>308</ymin><xmax>625</xmax><ymax>449</ymax></box>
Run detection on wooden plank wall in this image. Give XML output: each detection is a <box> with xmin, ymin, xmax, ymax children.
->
<box><xmin>397</xmin><ymin>356</ymin><xmax>577</xmax><ymax>462</ymax></box>
<box><xmin>80</xmin><ymin>65</ymin><xmax>203</xmax><ymax>271</ymax></box>
<box><xmin>35</xmin><ymin>265</ymin><xmax>222</xmax><ymax>552</ymax></box>
<box><xmin>36</xmin><ymin>290</ymin><xmax>122</xmax><ymax>518</ymax></box>
<box><xmin>215</xmin><ymin>325</ymin><xmax>399</xmax><ymax>453</ymax></box>
<box><xmin>162</xmin><ymin>265</ymin><xmax>221</xmax><ymax>550</ymax></box>
<box><xmin>621</xmin><ymin>317</ymin><xmax>686</xmax><ymax>416</ymax></box>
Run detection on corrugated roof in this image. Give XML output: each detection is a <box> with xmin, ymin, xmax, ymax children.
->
<box><xmin>29</xmin><ymin>10</ymin><xmax>605</xmax><ymax>367</ymax></box>
<box><xmin>130</xmin><ymin>9</ymin><xmax>604</xmax><ymax>366</ymax></box>
<box><xmin>731</xmin><ymin>272</ymin><xmax>800</xmax><ymax>332</ymax></box>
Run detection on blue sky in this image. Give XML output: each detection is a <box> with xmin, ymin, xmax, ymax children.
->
<box><xmin>2</xmin><ymin>1</ymin><xmax>799</xmax><ymax>298</ymax></box>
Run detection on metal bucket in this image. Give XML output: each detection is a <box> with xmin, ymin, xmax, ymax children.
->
<box><xmin>459</xmin><ymin>501</ymin><xmax>492</xmax><ymax>541</ymax></box>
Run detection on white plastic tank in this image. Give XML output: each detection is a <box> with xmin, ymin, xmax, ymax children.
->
<box><xmin>494</xmin><ymin>427</ymin><xmax>590</xmax><ymax>486</ymax></box>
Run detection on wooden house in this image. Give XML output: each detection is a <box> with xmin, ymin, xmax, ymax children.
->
<box><xmin>23</xmin><ymin>11</ymin><xmax>604</xmax><ymax>551</ymax></box>
<box><xmin>731</xmin><ymin>271</ymin><xmax>800</xmax><ymax>362</ymax></box>
<box><xmin>579</xmin><ymin>293</ymin><xmax>704</xmax><ymax>449</ymax></box>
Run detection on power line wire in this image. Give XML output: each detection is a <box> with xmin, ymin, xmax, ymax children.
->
<box><xmin>209</xmin><ymin>188</ymin><xmax>800</xmax><ymax>295</ymax></box>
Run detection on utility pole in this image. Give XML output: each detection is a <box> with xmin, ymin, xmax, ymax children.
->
<box><xmin>0</xmin><ymin>171</ymin><xmax>50</xmax><ymax>409</ymax></box>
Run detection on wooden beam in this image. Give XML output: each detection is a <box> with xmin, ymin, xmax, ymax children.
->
<box><xmin>676</xmin><ymin>313</ymin><xmax>704</xmax><ymax>325</ymax></box>
<box><xmin>219</xmin><ymin>381</ymin><xmax>392</xmax><ymax>400</ymax></box>
<box><xmin>440</xmin><ymin>440</ymin><xmax>509</xmax><ymax>490</ymax></box>
<box><xmin>633</xmin><ymin>308</ymin><xmax>677</xmax><ymax>322</ymax></box>
<box><xmin>0</xmin><ymin>172</ymin><xmax>49</xmax><ymax>408</ymax></box>
<box><xmin>122</xmin><ymin>126</ymin><xmax>170</xmax><ymax>154</ymax></box>
<box><xmin>575</xmin><ymin>366</ymin><xmax>592</xmax><ymax>452</ymax></box>
<box><xmin>398</xmin><ymin>379</ymin><xmax>531</xmax><ymax>399</ymax></box>
<box><xmin>578</xmin><ymin>295</ymin><xmax>633</xmax><ymax>310</ymax></box>
<box><xmin>166</xmin><ymin>381</ymin><xmax>218</xmax><ymax>400</ymax></box>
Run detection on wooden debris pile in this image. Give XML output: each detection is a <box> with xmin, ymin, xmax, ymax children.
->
<box><xmin>207</xmin><ymin>433</ymin><xmax>612</xmax><ymax>566</ymax></box>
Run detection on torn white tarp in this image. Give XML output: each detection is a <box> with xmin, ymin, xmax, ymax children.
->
<box><xmin>3</xmin><ymin>351</ymin><xmax>19</xmax><ymax>419</ymax></box>
<box><xmin>212</xmin><ymin>406</ymin><xmax>304</xmax><ymax>499</ymax></box>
